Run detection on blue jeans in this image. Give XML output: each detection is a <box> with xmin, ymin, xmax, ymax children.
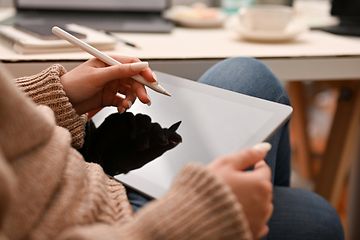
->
<box><xmin>126</xmin><ymin>58</ymin><xmax>344</xmax><ymax>240</ymax></box>
<box><xmin>198</xmin><ymin>57</ymin><xmax>291</xmax><ymax>187</ymax></box>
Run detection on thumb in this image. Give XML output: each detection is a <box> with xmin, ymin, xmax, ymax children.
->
<box><xmin>97</xmin><ymin>62</ymin><xmax>149</xmax><ymax>84</ymax></box>
<box><xmin>253</xmin><ymin>160</ymin><xmax>272</xmax><ymax>181</ymax></box>
<box><xmin>232</xmin><ymin>143</ymin><xmax>272</xmax><ymax>170</ymax></box>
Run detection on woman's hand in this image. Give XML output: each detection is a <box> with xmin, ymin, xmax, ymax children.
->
<box><xmin>60</xmin><ymin>56</ymin><xmax>156</xmax><ymax>116</ymax></box>
<box><xmin>207</xmin><ymin>143</ymin><xmax>273</xmax><ymax>239</ymax></box>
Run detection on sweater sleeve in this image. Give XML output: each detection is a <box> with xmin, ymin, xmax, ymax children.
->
<box><xmin>15</xmin><ymin>64</ymin><xmax>87</xmax><ymax>149</ymax></box>
<box><xmin>58</xmin><ymin>164</ymin><xmax>253</xmax><ymax>240</ymax></box>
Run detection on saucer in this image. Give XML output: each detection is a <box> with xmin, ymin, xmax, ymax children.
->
<box><xmin>235</xmin><ymin>19</ymin><xmax>308</xmax><ymax>42</ymax></box>
<box><xmin>164</xmin><ymin>5</ymin><xmax>226</xmax><ymax>28</ymax></box>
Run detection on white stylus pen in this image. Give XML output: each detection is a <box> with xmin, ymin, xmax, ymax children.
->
<box><xmin>52</xmin><ymin>26</ymin><xmax>171</xmax><ymax>97</ymax></box>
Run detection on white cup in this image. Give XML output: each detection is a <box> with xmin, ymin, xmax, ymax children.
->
<box><xmin>238</xmin><ymin>5</ymin><xmax>294</xmax><ymax>32</ymax></box>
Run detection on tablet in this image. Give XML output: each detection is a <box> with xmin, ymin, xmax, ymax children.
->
<box><xmin>92</xmin><ymin>71</ymin><xmax>292</xmax><ymax>199</ymax></box>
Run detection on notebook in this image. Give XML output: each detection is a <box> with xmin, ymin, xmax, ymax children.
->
<box><xmin>92</xmin><ymin>71</ymin><xmax>293</xmax><ymax>199</ymax></box>
<box><xmin>0</xmin><ymin>24</ymin><xmax>116</xmax><ymax>54</ymax></box>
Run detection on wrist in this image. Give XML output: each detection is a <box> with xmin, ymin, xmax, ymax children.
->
<box><xmin>16</xmin><ymin>64</ymin><xmax>87</xmax><ymax>148</ymax></box>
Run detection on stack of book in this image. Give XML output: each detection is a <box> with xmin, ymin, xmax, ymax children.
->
<box><xmin>0</xmin><ymin>24</ymin><xmax>116</xmax><ymax>54</ymax></box>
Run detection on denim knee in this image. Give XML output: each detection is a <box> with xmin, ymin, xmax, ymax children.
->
<box><xmin>268</xmin><ymin>187</ymin><xmax>344</xmax><ymax>240</ymax></box>
<box><xmin>199</xmin><ymin>57</ymin><xmax>290</xmax><ymax>106</ymax></box>
<box><xmin>199</xmin><ymin>57</ymin><xmax>292</xmax><ymax>185</ymax></box>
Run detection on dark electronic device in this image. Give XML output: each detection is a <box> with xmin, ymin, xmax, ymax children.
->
<box><xmin>316</xmin><ymin>0</ymin><xmax>360</xmax><ymax>36</ymax></box>
<box><xmin>1</xmin><ymin>0</ymin><xmax>173</xmax><ymax>33</ymax></box>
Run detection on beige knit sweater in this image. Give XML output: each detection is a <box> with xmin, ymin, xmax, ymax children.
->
<box><xmin>0</xmin><ymin>64</ymin><xmax>252</xmax><ymax>240</ymax></box>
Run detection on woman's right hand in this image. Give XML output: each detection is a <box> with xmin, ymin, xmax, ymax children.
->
<box><xmin>207</xmin><ymin>143</ymin><xmax>273</xmax><ymax>239</ymax></box>
<box><xmin>60</xmin><ymin>56</ymin><xmax>155</xmax><ymax>116</ymax></box>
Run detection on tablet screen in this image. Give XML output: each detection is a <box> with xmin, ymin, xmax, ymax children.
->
<box><xmin>93</xmin><ymin>72</ymin><xmax>291</xmax><ymax>198</ymax></box>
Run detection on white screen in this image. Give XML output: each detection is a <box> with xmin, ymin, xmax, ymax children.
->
<box><xmin>92</xmin><ymin>72</ymin><xmax>292</xmax><ymax>198</ymax></box>
<box><xmin>17</xmin><ymin>0</ymin><xmax>167</xmax><ymax>11</ymax></box>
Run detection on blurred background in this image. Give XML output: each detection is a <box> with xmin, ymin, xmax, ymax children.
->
<box><xmin>0</xmin><ymin>0</ymin><xmax>358</xmax><ymax>239</ymax></box>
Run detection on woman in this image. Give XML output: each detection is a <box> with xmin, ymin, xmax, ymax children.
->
<box><xmin>0</xmin><ymin>56</ymin><xmax>343</xmax><ymax>240</ymax></box>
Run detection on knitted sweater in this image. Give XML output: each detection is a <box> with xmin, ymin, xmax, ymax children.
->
<box><xmin>0</xmin><ymin>64</ymin><xmax>252</xmax><ymax>240</ymax></box>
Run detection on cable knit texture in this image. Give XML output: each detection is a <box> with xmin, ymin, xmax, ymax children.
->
<box><xmin>0</xmin><ymin>65</ymin><xmax>252</xmax><ymax>240</ymax></box>
<box><xmin>15</xmin><ymin>64</ymin><xmax>87</xmax><ymax>149</ymax></box>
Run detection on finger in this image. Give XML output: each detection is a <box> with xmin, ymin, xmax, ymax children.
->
<box><xmin>252</xmin><ymin>142</ymin><xmax>272</xmax><ymax>159</ymax></box>
<box><xmin>253</xmin><ymin>160</ymin><xmax>272</xmax><ymax>181</ymax></box>
<box><xmin>223</xmin><ymin>150</ymin><xmax>260</xmax><ymax>171</ymax></box>
<box><xmin>121</xmin><ymin>90</ymin><xmax>137</xmax><ymax>110</ymax></box>
<box><xmin>108</xmin><ymin>56</ymin><xmax>156</xmax><ymax>83</ymax></box>
<box><xmin>110</xmin><ymin>55</ymin><xmax>140</xmax><ymax>64</ymax></box>
<box><xmin>111</xmin><ymin>55</ymin><xmax>157</xmax><ymax>84</ymax></box>
<box><xmin>111</xmin><ymin>94</ymin><xmax>127</xmax><ymax>113</ymax></box>
<box><xmin>116</xmin><ymin>78</ymin><xmax>133</xmax><ymax>89</ymax></box>
<box><xmin>123</xmin><ymin>87</ymin><xmax>136</xmax><ymax>109</ymax></box>
<box><xmin>140</xmin><ymin>67</ymin><xmax>157</xmax><ymax>83</ymax></box>
<box><xmin>265</xmin><ymin>203</ymin><xmax>274</xmax><ymax>223</ymax></box>
<box><xmin>132</xmin><ymin>81</ymin><xmax>151</xmax><ymax>105</ymax></box>
<box><xmin>254</xmin><ymin>159</ymin><xmax>267</xmax><ymax>170</ymax></box>
<box><xmin>120</xmin><ymin>98</ymin><xmax>134</xmax><ymax>112</ymax></box>
<box><xmin>220</xmin><ymin>150</ymin><xmax>259</xmax><ymax>171</ymax></box>
<box><xmin>84</xmin><ymin>58</ymin><xmax>104</xmax><ymax>68</ymax></box>
<box><xmin>229</xmin><ymin>143</ymin><xmax>271</xmax><ymax>170</ymax></box>
<box><xmin>114</xmin><ymin>82</ymin><xmax>131</xmax><ymax>95</ymax></box>
<box><xmin>125</xmin><ymin>94</ymin><xmax>137</xmax><ymax>108</ymax></box>
<box><xmin>88</xmin><ymin>56</ymin><xmax>142</xmax><ymax>69</ymax></box>
<box><xmin>116</xmin><ymin>80</ymin><xmax>139</xmax><ymax>106</ymax></box>
<box><xmin>96</xmin><ymin>62</ymin><xmax>149</xmax><ymax>85</ymax></box>
<box><xmin>258</xmin><ymin>225</ymin><xmax>269</xmax><ymax>239</ymax></box>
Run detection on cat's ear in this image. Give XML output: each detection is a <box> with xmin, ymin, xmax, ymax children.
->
<box><xmin>169</xmin><ymin>121</ymin><xmax>181</xmax><ymax>132</ymax></box>
<box><xmin>150</xmin><ymin>123</ymin><xmax>169</xmax><ymax>146</ymax></box>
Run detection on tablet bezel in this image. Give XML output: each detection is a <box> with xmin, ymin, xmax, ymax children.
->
<box><xmin>93</xmin><ymin>71</ymin><xmax>292</xmax><ymax>199</ymax></box>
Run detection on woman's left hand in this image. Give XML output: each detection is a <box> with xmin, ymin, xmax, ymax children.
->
<box><xmin>60</xmin><ymin>56</ymin><xmax>155</xmax><ymax>116</ymax></box>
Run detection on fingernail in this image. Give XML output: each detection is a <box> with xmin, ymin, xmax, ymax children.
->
<box><xmin>127</xmin><ymin>100</ymin><xmax>132</xmax><ymax>109</ymax></box>
<box><xmin>119</xmin><ymin>107</ymin><xmax>125</xmax><ymax>114</ymax></box>
<box><xmin>146</xmin><ymin>93</ymin><xmax>152</xmax><ymax>106</ymax></box>
<box><xmin>130</xmin><ymin>62</ymin><xmax>149</xmax><ymax>71</ymax></box>
<box><xmin>253</xmin><ymin>142</ymin><xmax>272</xmax><ymax>153</ymax></box>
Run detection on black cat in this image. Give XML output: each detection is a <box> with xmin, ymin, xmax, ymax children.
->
<box><xmin>80</xmin><ymin>112</ymin><xmax>182</xmax><ymax>176</ymax></box>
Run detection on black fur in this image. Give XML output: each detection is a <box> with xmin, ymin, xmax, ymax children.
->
<box><xmin>80</xmin><ymin>112</ymin><xmax>182</xmax><ymax>176</ymax></box>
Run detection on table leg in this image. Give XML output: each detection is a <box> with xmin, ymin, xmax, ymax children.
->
<box><xmin>348</xmin><ymin>127</ymin><xmax>360</xmax><ymax>240</ymax></box>
<box><xmin>315</xmin><ymin>81</ymin><xmax>360</xmax><ymax>206</ymax></box>
<box><xmin>287</xmin><ymin>81</ymin><xmax>312</xmax><ymax>179</ymax></box>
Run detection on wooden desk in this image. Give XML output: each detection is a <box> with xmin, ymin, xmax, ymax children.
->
<box><xmin>1</xmin><ymin>27</ymin><xmax>360</xmax><ymax>81</ymax></box>
<box><xmin>0</xmin><ymin>7</ymin><xmax>360</xmax><ymax>80</ymax></box>
<box><xmin>0</xmin><ymin>8</ymin><xmax>359</xmax><ymax>209</ymax></box>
